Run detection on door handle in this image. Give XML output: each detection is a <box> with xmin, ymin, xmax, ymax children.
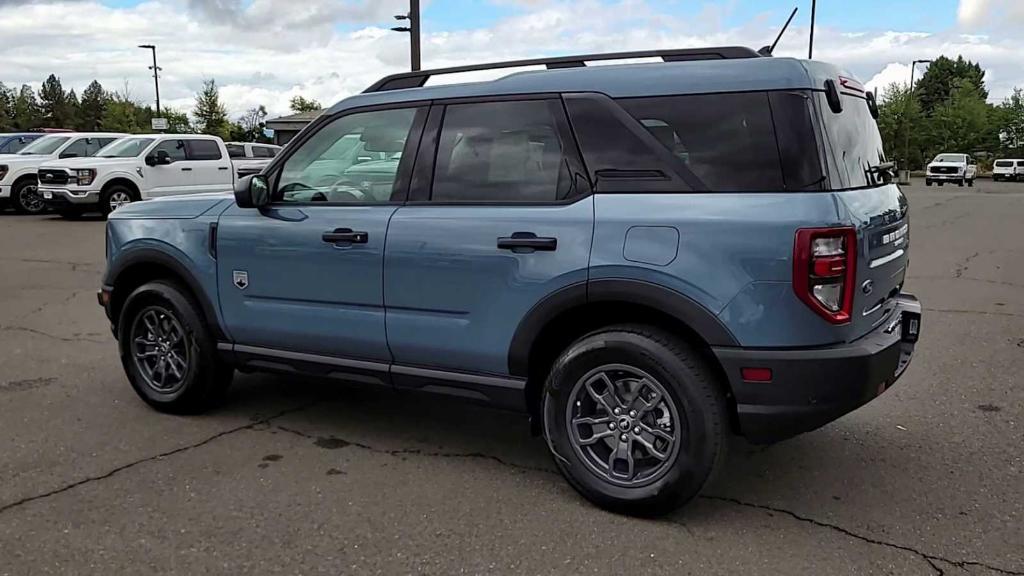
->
<box><xmin>218</xmin><ymin>166</ymin><xmax>229</xmax><ymax>171</ymax></box>
<box><xmin>181</xmin><ymin>167</ymin><xmax>193</xmax><ymax>171</ymax></box>
<box><xmin>497</xmin><ymin>232</ymin><xmax>557</xmax><ymax>252</ymax></box>
<box><xmin>322</xmin><ymin>228</ymin><xmax>368</xmax><ymax>244</ymax></box>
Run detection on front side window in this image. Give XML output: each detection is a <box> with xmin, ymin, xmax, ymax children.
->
<box><xmin>432</xmin><ymin>100</ymin><xmax>571</xmax><ymax>202</ymax></box>
<box><xmin>618</xmin><ymin>93</ymin><xmax>786</xmax><ymax>192</ymax></box>
<box><xmin>18</xmin><ymin>135</ymin><xmax>68</xmax><ymax>155</ymax></box>
<box><xmin>277</xmin><ymin>107</ymin><xmax>420</xmax><ymax>204</ymax></box>
<box><xmin>151</xmin><ymin>139</ymin><xmax>187</xmax><ymax>162</ymax></box>
<box><xmin>60</xmin><ymin>138</ymin><xmax>90</xmax><ymax>158</ymax></box>
<box><xmin>186</xmin><ymin>139</ymin><xmax>222</xmax><ymax>160</ymax></box>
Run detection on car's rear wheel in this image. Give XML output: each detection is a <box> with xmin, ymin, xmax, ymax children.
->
<box><xmin>542</xmin><ymin>325</ymin><xmax>728</xmax><ymax>516</ymax></box>
<box><xmin>101</xmin><ymin>185</ymin><xmax>135</xmax><ymax>216</ymax></box>
<box><xmin>968</xmin><ymin>178</ymin><xmax>974</xmax><ymax>187</ymax></box>
<box><xmin>118</xmin><ymin>280</ymin><xmax>233</xmax><ymax>413</ymax></box>
<box><xmin>925</xmin><ymin>180</ymin><xmax>932</xmax><ymax>186</ymax></box>
<box><xmin>11</xmin><ymin>179</ymin><xmax>46</xmax><ymax>214</ymax></box>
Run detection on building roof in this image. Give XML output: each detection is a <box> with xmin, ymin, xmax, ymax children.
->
<box><xmin>266</xmin><ymin>110</ymin><xmax>325</xmax><ymax>129</ymax></box>
<box><xmin>327</xmin><ymin>56</ymin><xmax>845</xmax><ymax>115</ymax></box>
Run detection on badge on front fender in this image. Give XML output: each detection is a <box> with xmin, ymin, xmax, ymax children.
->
<box><xmin>233</xmin><ymin>270</ymin><xmax>249</xmax><ymax>290</ymax></box>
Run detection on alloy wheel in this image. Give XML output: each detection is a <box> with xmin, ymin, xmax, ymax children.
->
<box><xmin>19</xmin><ymin>184</ymin><xmax>45</xmax><ymax>213</ymax></box>
<box><xmin>131</xmin><ymin>306</ymin><xmax>190</xmax><ymax>394</ymax></box>
<box><xmin>566</xmin><ymin>364</ymin><xmax>683</xmax><ymax>487</ymax></box>
<box><xmin>108</xmin><ymin>190</ymin><xmax>133</xmax><ymax>212</ymax></box>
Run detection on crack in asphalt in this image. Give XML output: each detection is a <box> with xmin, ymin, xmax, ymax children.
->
<box><xmin>0</xmin><ymin>325</ymin><xmax>107</xmax><ymax>344</ymax></box>
<box><xmin>0</xmin><ymin>402</ymin><xmax>317</xmax><ymax>517</ymax></box>
<box><xmin>0</xmin><ymin>257</ymin><xmax>101</xmax><ymax>273</ymax></box>
<box><xmin>912</xmin><ymin>274</ymin><xmax>1024</xmax><ymax>289</ymax></box>
<box><xmin>700</xmin><ymin>495</ymin><xmax>1024</xmax><ymax>576</ymax></box>
<box><xmin>954</xmin><ymin>252</ymin><xmax>981</xmax><ymax>278</ymax></box>
<box><xmin>273</xmin><ymin>424</ymin><xmax>556</xmax><ymax>475</ymax></box>
<box><xmin>16</xmin><ymin>289</ymin><xmax>90</xmax><ymax>322</ymax></box>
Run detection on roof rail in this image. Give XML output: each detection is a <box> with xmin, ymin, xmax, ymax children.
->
<box><xmin>363</xmin><ymin>46</ymin><xmax>761</xmax><ymax>93</ymax></box>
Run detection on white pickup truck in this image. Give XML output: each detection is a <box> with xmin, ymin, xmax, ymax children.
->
<box><xmin>925</xmin><ymin>153</ymin><xmax>977</xmax><ymax>187</ymax></box>
<box><xmin>227</xmin><ymin>141</ymin><xmax>282</xmax><ymax>178</ymax></box>
<box><xmin>0</xmin><ymin>132</ymin><xmax>126</xmax><ymax>213</ymax></box>
<box><xmin>38</xmin><ymin>134</ymin><xmax>234</xmax><ymax>217</ymax></box>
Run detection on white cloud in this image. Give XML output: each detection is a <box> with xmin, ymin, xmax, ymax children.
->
<box><xmin>0</xmin><ymin>0</ymin><xmax>1022</xmax><ymax>123</ymax></box>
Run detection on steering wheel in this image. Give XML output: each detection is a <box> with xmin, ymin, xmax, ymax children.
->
<box><xmin>310</xmin><ymin>174</ymin><xmax>368</xmax><ymax>202</ymax></box>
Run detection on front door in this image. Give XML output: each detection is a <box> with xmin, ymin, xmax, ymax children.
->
<box><xmin>216</xmin><ymin>105</ymin><xmax>426</xmax><ymax>364</ymax></box>
<box><xmin>384</xmin><ymin>98</ymin><xmax>594</xmax><ymax>384</ymax></box>
<box><xmin>145</xmin><ymin>138</ymin><xmax>190</xmax><ymax>198</ymax></box>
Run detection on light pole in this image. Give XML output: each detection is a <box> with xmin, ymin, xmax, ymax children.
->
<box><xmin>391</xmin><ymin>0</ymin><xmax>421</xmax><ymax>71</ymax></box>
<box><xmin>903</xmin><ymin>59</ymin><xmax>932</xmax><ymax>181</ymax></box>
<box><xmin>808</xmin><ymin>0</ymin><xmax>816</xmax><ymax>59</ymax></box>
<box><xmin>138</xmin><ymin>44</ymin><xmax>162</xmax><ymax>116</ymax></box>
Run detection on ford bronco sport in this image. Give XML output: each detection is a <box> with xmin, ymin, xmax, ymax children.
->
<box><xmin>100</xmin><ymin>47</ymin><xmax>921</xmax><ymax>516</ymax></box>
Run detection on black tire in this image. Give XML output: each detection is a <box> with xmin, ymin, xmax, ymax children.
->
<box><xmin>11</xmin><ymin>178</ymin><xmax>47</xmax><ymax>214</ymax></box>
<box><xmin>101</xmin><ymin>184</ymin><xmax>136</xmax><ymax>217</ymax></box>
<box><xmin>925</xmin><ymin>180</ymin><xmax>932</xmax><ymax>186</ymax></box>
<box><xmin>117</xmin><ymin>280</ymin><xmax>233</xmax><ymax>414</ymax></box>
<box><xmin>967</xmin><ymin>179</ymin><xmax>974</xmax><ymax>187</ymax></box>
<box><xmin>542</xmin><ymin>325</ymin><xmax>728</xmax><ymax>516</ymax></box>
<box><xmin>958</xmin><ymin>179</ymin><xmax>965</xmax><ymax>187</ymax></box>
<box><xmin>938</xmin><ymin>181</ymin><xmax>944</xmax><ymax>187</ymax></box>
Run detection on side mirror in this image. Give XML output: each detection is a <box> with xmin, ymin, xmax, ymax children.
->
<box><xmin>156</xmin><ymin>150</ymin><xmax>172</xmax><ymax>165</ymax></box>
<box><xmin>234</xmin><ymin>175</ymin><xmax>271</xmax><ymax>209</ymax></box>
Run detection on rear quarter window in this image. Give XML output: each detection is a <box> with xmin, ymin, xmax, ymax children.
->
<box><xmin>187</xmin><ymin>139</ymin><xmax>223</xmax><ymax>161</ymax></box>
<box><xmin>815</xmin><ymin>92</ymin><xmax>888</xmax><ymax>189</ymax></box>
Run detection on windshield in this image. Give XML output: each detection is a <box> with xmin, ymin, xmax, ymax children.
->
<box><xmin>933</xmin><ymin>154</ymin><xmax>964</xmax><ymax>163</ymax></box>
<box><xmin>18</xmin><ymin>136</ymin><xmax>70</xmax><ymax>155</ymax></box>
<box><xmin>97</xmin><ymin>137</ymin><xmax>155</xmax><ymax>158</ymax></box>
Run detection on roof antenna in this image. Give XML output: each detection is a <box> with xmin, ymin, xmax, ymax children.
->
<box><xmin>759</xmin><ymin>7</ymin><xmax>798</xmax><ymax>56</ymax></box>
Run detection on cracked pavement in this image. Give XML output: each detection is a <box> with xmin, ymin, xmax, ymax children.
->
<box><xmin>0</xmin><ymin>179</ymin><xmax>1021</xmax><ymax>575</ymax></box>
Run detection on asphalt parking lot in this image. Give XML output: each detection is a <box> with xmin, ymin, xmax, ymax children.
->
<box><xmin>0</xmin><ymin>179</ymin><xmax>1021</xmax><ymax>575</ymax></box>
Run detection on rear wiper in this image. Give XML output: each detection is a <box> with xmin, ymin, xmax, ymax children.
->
<box><xmin>866</xmin><ymin>161</ymin><xmax>896</xmax><ymax>184</ymax></box>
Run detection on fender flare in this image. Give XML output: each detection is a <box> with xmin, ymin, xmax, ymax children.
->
<box><xmin>507</xmin><ymin>278</ymin><xmax>738</xmax><ymax>377</ymax></box>
<box><xmin>105</xmin><ymin>247</ymin><xmax>227</xmax><ymax>341</ymax></box>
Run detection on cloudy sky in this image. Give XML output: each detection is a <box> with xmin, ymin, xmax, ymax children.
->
<box><xmin>0</xmin><ymin>0</ymin><xmax>1021</xmax><ymax>120</ymax></box>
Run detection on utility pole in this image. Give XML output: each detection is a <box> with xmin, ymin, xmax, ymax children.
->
<box><xmin>391</xmin><ymin>0</ymin><xmax>422</xmax><ymax>71</ymax></box>
<box><xmin>138</xmin><ymin>44</ymin><xmax>162</xmax><ymax>116</ymax></box>
<box><xmin>808</xmin><ymin>0</ymin><xmax>817</xmax><ymax>59</ymax></box>
<box><xmin>903</xmin><ymin>59</ymin><xmax>932</xmax><ymax>182</ymax></box>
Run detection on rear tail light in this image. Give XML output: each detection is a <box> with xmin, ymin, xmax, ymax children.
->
<box><xmin>793</xmin><ymin>227</ymin><xmax>857</xmax><ymax>324</ymax></box>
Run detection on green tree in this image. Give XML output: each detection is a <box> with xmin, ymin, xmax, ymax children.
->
<box><xmin>78</xmin><ymin>80</ymin><xmax>107</xmax><ymax>131</ymax></box>
<box><xmin>162</xmin><ymin>108</ymin><xmax>193</xmax><ymax>133</ymax></box>
<box><xmin>193</xmin><ymin>79</ymin><xmax>230</xmax><ymax>139</ymax></box>
<box><xmin>233</xmin><ymin>105</ymin><xmax>268</xmax><ymax>142</ymax></box>
<box><xmin>877</xmin><ymin>83</ymin><xmax>926</xmax><ymax>169</ymax></box>
<box><xmin>927</xmin><ymin>80</ymin><xmax>991</xmax><ymax>156</ymax></box>
<box><xmin>13</xmin><ymin>85</ymin><xmax>41</xmax><ymax>130</ymax></box>
<box><xmin>101</xmin><ymin>96</ymin><xmax>143</xmax><ymax>133</ymax></box>
<box><xmin>996</xmin><ymin>87</ymin><xmax>1024</xmax><ymax>154</ymax></box>
<box><xmin>39</xmin><ymin>74</ymin><xmax>70</xmax><ymax>128</ymax></box>
<box><xmin>0</xmin><ymin>82</ymin><xmax>15</xmax><ymax>131</ymax></box>
<box><xmin>65</xmin><ymin>89</ymin><xmax>80</xmax><ymax>130</ymax></box>
<box><xmin>915</xmin><ymin>55</ymin><xmax>987</xmax><ymax>115</ymax></box>
<box><xmin>289</xmin><ymin>95</ymin><xmax>321</xmax><ymax>114</ymax></box>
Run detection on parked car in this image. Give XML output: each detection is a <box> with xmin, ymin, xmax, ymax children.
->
<box><xmin>226</xmin><ymin>142</ymin><xmax>282</xmax><ymax>178</ymax></box>
<box><xmin>992</xmin><ymin>159</ymin><xmax>1023</xmax><ymax>182</ymax></box>
<box><xmin>925</xmin><ymin>153</ymin><xmax>976</xmax><ymax>187</ymax></box>
<box><xmin>39</xmin><ymin>134</ymin><xmax>234</xmax><ymax>217</ymax></box>
<box><xmin>0</xmin><ymin>133</ymin><xmax>44</xmax><ymax>155</ymax></box>
<box><xmin>0</xmin><ymin>132</ymin><xmax>126</xmax><ymax>213</ymax></box>
<box><xmin>98</xmin><ymin>47</ymin><xmax>921</xmax><ymax>516</ymax></box>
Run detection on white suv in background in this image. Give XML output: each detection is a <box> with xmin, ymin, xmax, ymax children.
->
<box><xmin>227</xmin><ymin>141</ymin><xmax>282</xmax><ymax>178</ymax></box>
<box><xmin>0</xmin><ymin>132</ymin><xmax>125</xmax><ymax>213</ymax></box>
<box><xmin>38</xmin><ymin>134</ymin><xmax>234</xmax><ymax>217</ymax></box>
<box><xmin>925</xmin><ymin>153</ymin><xmax>977</xmax><ymax>187</ymax></box>
<box><xmin>992</xmin><ymin>159</ymin><xmax>1023</xmax><ymax>182</ymax></box>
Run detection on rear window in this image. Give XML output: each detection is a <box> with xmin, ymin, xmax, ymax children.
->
<box><xmin>617</xmin><ymin>93</ymin><xmax>786</xmax><ymax>192</ymax></box>
<box><xmin>995</xmin><ymin>160</ymin><xmax>1013</xmax><ymax>167</ymax></box>
<box><xmin>1018</xmin><ymin>161</ymin><xmax>1024</xmax><ymax>167</ymax></box>
<box><xmin>815</xmin><ymin>92</ymin><xmax>887</xmax><ymax>189</ymax></box>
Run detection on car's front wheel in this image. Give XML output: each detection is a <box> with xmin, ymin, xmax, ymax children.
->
<box><xmin>542</xmin><ymin>325</ymin><xmax>728</xmax><ymax>517</ymax></box>
<box><xmin>101</xmin><ymin>185</ymin><xmax>136</xmax><ymax>216</ymax></box>
<box><xmin>118</xmin><ymin>280</ymin><xmax>233</xmax><ymax>413</ymax></box>
<box><xmin>11</xmin><ymin>179</ymin><xmax>47</xmax><ymax>214</ymax></box>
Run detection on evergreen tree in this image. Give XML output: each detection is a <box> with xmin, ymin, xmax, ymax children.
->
<box><xmin>78</xmin><ymin>80</ymin><xmax>107</xmax><ymax>131</ymax></box>
<box><xmin>13</xmin><ymin>85</ymin><xmax>41</xmax><ymax>130</ymax></box>
<box><xmin>289</xmin><ymin>95</ymin><xmax>322</xmax><ymax>114</ymax></box>
<box><xmin>193</xmin><ymin>79</ymin><xmax>230</xmax><ymax>139</ymax></box>
<box><xmin>0</xmin><ymin>82</ymin><xmax>15</xmax><ymax>131</ymax></box>
<box><xmin>915</xmin><ymin>55</ymin><xmax>988</xmax><ymax>115</ymax></box>
<box><xmin>65</xmin><ymin>89</ymin><xmax>80</xmax><ymax>130</ymax></box>
<box><xmin>39</xmin><ymin>74</ymin><xmax>69</xmax><ymax>128</ymax></box>
<box><xmin>101</xmin><ymin>96</ymin><xmax>143</xmax><ymax>133</ymax></box>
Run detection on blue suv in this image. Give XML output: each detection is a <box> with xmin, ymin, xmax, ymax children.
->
<box><xmin>100</xmin><ymin>47</ymin><xmax>921</xmax><ymax>515</ymax></box>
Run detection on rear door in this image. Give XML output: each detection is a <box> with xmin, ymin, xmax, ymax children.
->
<box><xmin>384</xmin><ymin>97</ymin><xmax>594</xmax><ymax>395</ymax></box>
<box><xmin>185</xmin><ymin>139</ymin><xmax>232</xmax><ymax>193</ymax></box>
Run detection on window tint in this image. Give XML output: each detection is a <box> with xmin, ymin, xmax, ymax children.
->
<box><xmin>1018</xmin><ymin>161</ymin><xmax>1024</xmax><ymax>167</ymax></box>
<box><xmin>617</xmin><ymin>93</ymin><xmax>785</xmax><ymax>192</ymax></box>
<box><xmin>186</xmin><ymin>139</ymin><xmax>223</xmax><ymax>160</ymax></box>
<box><xmin>432</xmin><ymin>100</ymin><xmax>571</xmax><ymax>202</ymax></box>
<box><xmin>768</xmin><ymin>91</ymin><xmax>825</xmax><ymax>190</ymax></box>
<box><xmin>815</xmin><ymin>92</ymin><xmax>887</xmax><ymax>189</ymax></box>
<box><xmin>226</xmin><ymin>144</ymin><xmax>245</xmax><ymax>158</ymax></box>
<box><xmin>253</xmin><ymin>146</ymin><xmax>272</xmax><ymax>158</ymax></box>
<box><xmin>151</xmin><ymin>139</ymin><xmax>187</xmax><ymax>162</ymax></box>
<box><xmin>267</xmin><ymin>147</ymin><xmax>279</xmax><ymax>157</ymax></box>
<box><xmin>277</xmin><ymin>107</ymin><xmax>420</xmax><ymax>204</ymax></box>
<box><xmin>995</xmin><ymin>160</ymin><xmax>1013</xmax><ymax>167</ymax></box>
<box><xmin>60</xmin><ymin>138</ymin><xmax>90</xmax><ymax>158</ymax></box>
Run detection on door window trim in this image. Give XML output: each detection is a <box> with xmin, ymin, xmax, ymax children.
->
<box><xmin>264</xmin><ymin>101</ymin><xmax>430</xmax><ymax>207</ymax></box>
<box><xmin>406</xmin><ymin>94</ymin><xmax>593</xmax><ymax>206</ymax></box>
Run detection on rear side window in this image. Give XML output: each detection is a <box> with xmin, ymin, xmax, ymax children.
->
<box><xmin>431</xmin><ymin>100</ymin><xmax>573</xmax><ymax>202</ymax></box>
<box><xmin>617</xmin><ymin>93</ymin><xmax>786</xmax><ymax>192</ymax></box>
<box><xmin>226</xmin><ymin>144</ymin><xmax>245</xmax><ymax>158</ymax></box>
<box><xmin>186</xmin><ymin>139</ymin><xmax>223</xmax><ymax>160</ymax></box>
<box><xmin>253</xmin><ymin>146</ymin><xmax>272</xmax><ymax>158</ymax></box>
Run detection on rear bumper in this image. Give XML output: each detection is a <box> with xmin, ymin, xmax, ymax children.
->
<box><xmin>714</xmin><ymin>294</ymin><xmax>921</xmax><ymax>444</ymax></box>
